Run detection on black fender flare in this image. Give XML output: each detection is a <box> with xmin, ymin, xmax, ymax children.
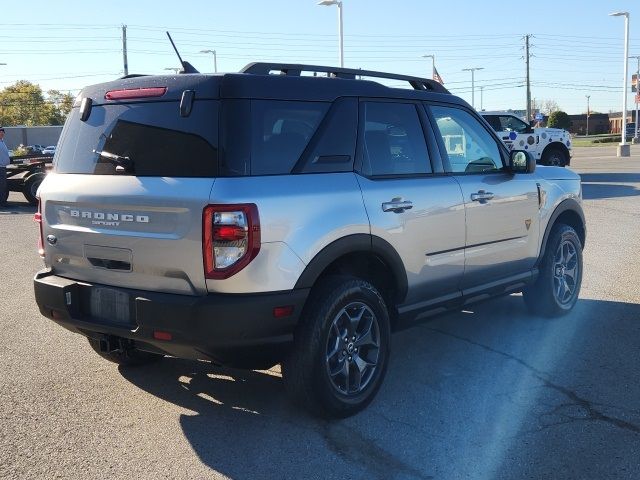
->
<box><xmin>537</xmin><ymin>198</ymin><xmax>586</xmax><ymax>265</ymax></box>
<box><xmin>294</xmin><ymin>233</ymin><xmax>408</xmax><ymax>303</ymax></box>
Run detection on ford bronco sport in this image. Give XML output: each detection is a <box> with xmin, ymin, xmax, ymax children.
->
<box><xmin>33</xmin><ymin>63</ymin><xmax>585</xmax><ymax>418</ymax></box>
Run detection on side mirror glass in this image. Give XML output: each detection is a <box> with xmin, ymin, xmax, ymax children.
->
<box><xmin>509</xmin><ymin>150</ymin><xmax>535</xmax><ymax>174</ymax></box>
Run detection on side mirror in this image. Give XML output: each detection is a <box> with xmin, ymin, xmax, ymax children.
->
<box><xmin>509</xmin><ymin>150</ymin><xmax>535</xmax><ymax>174</ymax></box>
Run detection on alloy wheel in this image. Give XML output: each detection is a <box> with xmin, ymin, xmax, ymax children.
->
<box><xmin>325</xmin><ymin>301</ymin><xmax>380</xmax><ymax>396</ymax></box>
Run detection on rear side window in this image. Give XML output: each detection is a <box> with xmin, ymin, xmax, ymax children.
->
<box><xmin>250</xmin><ymin>100</ymin><xmax>329</xmax><ymax>175</ymax></box>
<box><xmin>55</xmin><ymin>100</ymin><xmax>219</xmax><ymax>177</ymax></box>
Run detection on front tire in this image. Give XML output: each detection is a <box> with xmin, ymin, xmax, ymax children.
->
<box><xmin>523</xmin><ymin>224</ymin><xmax>583</xmax><ymax>316</ymax></box>
<box><xmin>282</xmin><ymin>276</ymin><xmax>391</xmax><ymax>418</ymax></box>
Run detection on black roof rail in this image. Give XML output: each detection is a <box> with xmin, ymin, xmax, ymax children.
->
<box><xmin>240</xmin><ymin>62</ymin><xmax>450</xmax><ymax>94</ymax></box>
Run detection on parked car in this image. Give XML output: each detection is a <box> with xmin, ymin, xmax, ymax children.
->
<box><xmin>480</xmin><ymin>111</ymin><xmax>572</xmax><ymax>167</ymax></box>
<box><xmin>42</xmin><ymin>145</ymin><xmax>56</xmax><ymax>156</ymax></box>
<box><xmin>33</xmin><ymin>63</ymin><xmax>586</xmax><ymax>418</ymax></box>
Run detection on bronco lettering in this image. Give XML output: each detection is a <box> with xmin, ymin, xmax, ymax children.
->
<box><xmin>68</xmin><ymin>209</ymin><xmax>150</xmax><ymax>223</ymax></box>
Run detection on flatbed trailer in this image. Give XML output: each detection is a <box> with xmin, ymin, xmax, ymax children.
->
<box><xmin>5</xmin><ymin>155</ymin><xmax>52</xmax><ymax>205</ymax></box>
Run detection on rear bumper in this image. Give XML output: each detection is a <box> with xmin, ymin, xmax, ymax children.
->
<box><xmin>34</xmin><ymin>269</ymin><xmax>309</xmax><ymax>368</ymax></box>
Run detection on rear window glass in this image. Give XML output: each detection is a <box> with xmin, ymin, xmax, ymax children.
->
<box><xmin>55</xmin><ymin>100</ymin><xmax>218</xmax><ymax>177</ymax></box>
<box><xmin>250</xmin><ymin>100</ymin><xmax>329</xmax><ymax>175</ymax></box>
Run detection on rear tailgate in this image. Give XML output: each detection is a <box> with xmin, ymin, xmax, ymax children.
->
<box><xmin>40</xmin><ymin>76</ymin><xmax>220</xmax><ymax>295</ymax></box>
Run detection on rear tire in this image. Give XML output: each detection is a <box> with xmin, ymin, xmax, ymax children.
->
<box><xmin>87</xmin><ymin>337</ymin><xmax>163</xmax><ymax>367</ymax></box>
<box><xmin>282</xmin><ymin>276</ymin><xmax>391</xmax><ymax>418</ymax></box>
<box><xmin>523</xmin><ymin>224</ymin><xmax>582</xmax><ymax>317</ymax></box>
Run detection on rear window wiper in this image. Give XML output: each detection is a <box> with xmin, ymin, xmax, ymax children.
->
<box><xmin>93</xmin><ymin>149</ymin><xmax>134</xmax><ymax>172</ymax></box>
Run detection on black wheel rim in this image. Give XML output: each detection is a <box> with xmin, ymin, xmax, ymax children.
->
<box><xmin>553</xmin><ymin>240</ymin><xmax>579</xmax><ymax>305</ymax></box>
<box><xmin>549</xmin><ymin>152</ymin><xmax>563</xmax><ymax>166</ymax></box>
<box><xmin>325</xmin><ymin>301</ymin><xmax>380</xmax><ymax>396</ymax></box>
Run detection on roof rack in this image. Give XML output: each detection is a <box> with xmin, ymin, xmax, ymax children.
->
<box><xmin>240</xmin><ymin>63</ymin><xmax>450</xmax><ymax>94</ymax></box>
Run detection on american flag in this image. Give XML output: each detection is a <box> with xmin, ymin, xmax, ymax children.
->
<box><xmin>433</xmin><ymin>66</ymin><xmax>444</xmax><ymax>85</ymax></box>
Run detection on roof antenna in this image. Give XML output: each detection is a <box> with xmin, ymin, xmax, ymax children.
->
<box><xmin>166</xmin><ymin>32</ymin><xmax>199</xmax><ymax>74</ymax></box>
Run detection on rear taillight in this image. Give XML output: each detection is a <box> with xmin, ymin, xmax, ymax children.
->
<box><xmin>203</xmin><ymin>204</ymin><xmax>260</xmax><ymax>279</ymax></box>
<box><xmin>104</xmin><ymin>87</ymin><xmax>167</xmax><ymax>100</ymax></box>
<box><xmin>34</xmin><ymin>200</ymin><xmax>44</xmax><ymax>258</ymax></box>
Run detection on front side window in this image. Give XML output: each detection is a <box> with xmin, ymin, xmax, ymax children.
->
<box><xmin>430</xmin><ymin>106</ymin><xmax>504</xmax><ymax>174</ymax></box>
<box><xmin>361</xmin><ymin>102</ymin><xmax>431</xmax><ymax>176</ymax></box>
<box><xmin>499</xmin><ymin>115</ymin><xmax>530</xmax><ymax>133</ymax></box>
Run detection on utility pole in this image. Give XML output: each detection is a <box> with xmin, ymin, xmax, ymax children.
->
<box><xmin>585</xmin><ymin>95</ymin><xmax>590</xmax><ymax>136</ymax></box>
<box><xmin>525</xmin><ymin>34</ymin><xmax>531</xmax><ymax>123</ymax></box>
<box><xmin>462</xmin><ymin>67</ymin><xmax>483</xmax><ymax>109</ymax></box>
<box><xmin>480</xmin><ymin>86</ymin><xmax>484</xmax><ymax>110</ymax></box>
<box><xmin>122</xmin><ymin>25</ymin><xmax>128</xmax><ymax>76</ymax></box>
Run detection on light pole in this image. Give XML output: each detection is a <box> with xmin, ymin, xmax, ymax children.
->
<box><xmin>630</xmin><ymin>55</ymin><xmax>640</xmax><ymax>143</ymax></box>
<box><xmin>480</xmin><ymin>86</ymin><xmax>484</xmax><ymax>111</ymax></box>
<box><xmin>164</xmin><ymin>67</ymin><xmax>181</xmax><ymax>74</ymax></box>
<box><xmin>200</xmin><ymin>49</ymin><xmax>218</xmax><ymax>73</ymax></box>
<box><xmin>422</xmin><ymin>54</ymin><xmax>435</xmax><ymax>79</ymax></box>
<box><xmin>585</xmin><ymin>95</ymin><xmax>590</xmax><ymax>136</ymax></box>
<box><xmin>610</xmin><ymin>11</ymin><xmax>630</xmax><ymax>156</ymax></box>
<box><xmin>318</xmin><ymin>0</ymin><xmax>344</xmax><ymax>67</ymax></box>
<box><xmin>462</xmin><ymin>67</ymin><xmax>483</xmax><ymax>109</ymax></box>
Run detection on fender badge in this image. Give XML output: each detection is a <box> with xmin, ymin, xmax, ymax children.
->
<box><xmin>525</xmin><ymin>219</ymin><xmax>532</xmax><ymax>230</ymax></box>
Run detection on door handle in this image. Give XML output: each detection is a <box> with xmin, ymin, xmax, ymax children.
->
<box><xmin>382</xmin><ymin>198</ymin><xmax>413</xmax><ymax>213</ymax></box>
<box><xmin>470</xmin><ymin>190</ymin><xmax>494</xmax><ymax>202</ymax></box>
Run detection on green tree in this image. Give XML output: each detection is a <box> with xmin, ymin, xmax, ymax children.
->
<box><xmin>547</xmin><ymin>111</ymin><xmax>571</xmax><ymax>130</ymax></box>
<box><xmin>0</xmin><ymin>81</ymin><xmax>74</xmax><ymax>126</ymax></box>
<box><xmin>47</xmin><ymin>90</ymin><xmax>75</xmax><ymax>123</ymax></box>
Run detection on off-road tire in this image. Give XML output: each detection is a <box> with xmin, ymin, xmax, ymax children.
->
<box><xmin>523</xmin><ymin>224</ymin><xmax>582</xmax><ymax>317</ymax></box>
<box><xmin>87</xmin><ymin>337</ymin><xmax>163</xmax><ymax>367</ymax></box>
<box><xmin>541</xmin><ymin>147</ymin><xmax>568</xmax><ymax>167</ymax></box>
<box><xmin>282</xmin><ymin>276</ymin><xmax>391</xmax><ymax>418</ymax></box>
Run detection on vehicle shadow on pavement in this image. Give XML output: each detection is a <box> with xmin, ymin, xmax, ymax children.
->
<box><xmin>580</xmin><ymin>172</ymin><xmax>640</xmax><ymax>200</ymax></box>
<box><xmin>119</xmin><ymin>295</ymin><xmax>640</xmax><ymax>480</ymax></box>
<box><xmin>0</xmin><ymin>201</ymin><xmax>36</xmax><ymax>215</ymax></box>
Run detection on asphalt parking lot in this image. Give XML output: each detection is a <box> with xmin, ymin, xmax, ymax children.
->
<box><xmin>1</xmin><ymin>145</ymin><xmax>639</xmax><ymax>480</ymax></box>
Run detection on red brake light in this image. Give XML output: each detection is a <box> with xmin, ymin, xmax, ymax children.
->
<box><xmin>104</xmin><ymin>87</ymin><xmax>167</xmax><ymax>100</ymax></box>
<box><xmin>34</xmin><ymin>201</ymin><xmax>44</xmax><ymax>258</ymax></box>
<box><xmin>203</xmin><ymin>204</ymin><xmax>260</xmax><ymax>280</ymax></box>
<box><xmin>213</xmin><ymin>225</ymin><xmax>247</xmax><ymax>242</ymax></box>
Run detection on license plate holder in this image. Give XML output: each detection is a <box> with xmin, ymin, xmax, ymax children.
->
<box><xmin>89</xmin><ymin>287</ymin><xmax>131</xmax><ymax>325</ymax></box>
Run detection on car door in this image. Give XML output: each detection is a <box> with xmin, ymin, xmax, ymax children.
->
<box><xmin>426</xmin><ymin>104</ymin><xmax>540</xmax><ymax>290</ymax></box>
<box><xmin>356</xmin><ymin>100</ymin><xmax>466</xmax><ymax>307</ymax></box>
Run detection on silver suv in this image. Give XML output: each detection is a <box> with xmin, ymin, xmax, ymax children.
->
<box><xmin>33</xmin><ymin>63</ymin><xmax>585</xmax><ymax>418</ymax></box>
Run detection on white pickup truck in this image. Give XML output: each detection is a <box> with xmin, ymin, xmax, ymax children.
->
<box><xmin>481</xmin><ymin>111</ymin><xmax>572</xmax><ymax>167</ymax></box>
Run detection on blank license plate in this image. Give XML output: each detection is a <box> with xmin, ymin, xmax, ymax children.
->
<box><xmin>90</xmin><ymin>287</ymin><xmax>131</xmax><ymax>324</ymax></box>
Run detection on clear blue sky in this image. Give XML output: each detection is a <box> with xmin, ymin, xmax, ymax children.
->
<box><xmin>0</xmin><ymin>0</ymin><xmax>638</xmax><ymax>115</ymax></box>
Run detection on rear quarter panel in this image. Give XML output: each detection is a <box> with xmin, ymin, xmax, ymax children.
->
<box><xmin>206</xmin><ymin>172</ymin><xmax>369</xmax><ymax>293</ymax></box>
